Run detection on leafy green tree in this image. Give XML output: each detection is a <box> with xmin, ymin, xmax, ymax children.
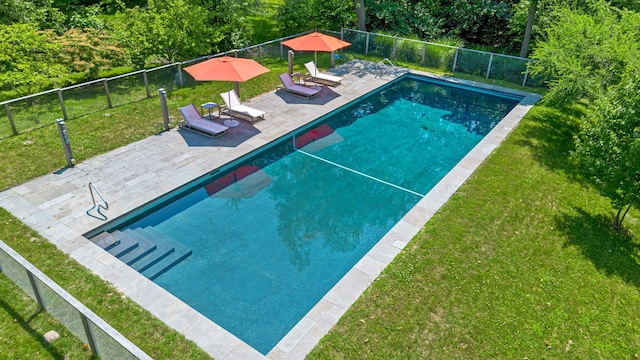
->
<box><xmin>277</xmin><ymin>0</ymin><xmax>355</xmax><ymax>35</ymax></box>
<box><xmin>365</xmin><ymin>0</ymin><xmax>444</xmax><ymax>39</ymax></box>
<box><xmin>113</xmin><ymin>0</ymin><xmax>217</xmax><ymax>67</ymax></box>
<box><xmin>196</xmin><ymin>0</ymin><xmax>261</xmax><ymax>51</ymax></box>
<box><xmin>0</xmin><ymin>0</ymin><xmax>35</xmax><ymax>24</ymax></box>
<box><xmin>442</xmin><ymin>0</ymin><xmax>514</xmax><ymax>48</ymax></box>
<box><xmin>529</xmin><ymin>2</ymin><xmax>639</xmax><ymax>105</ymax></box>
<box><xmin>573</xmin><ymin>72</ymin><xmax>640</xmax><ymax>229</ymax></box>
<box><xmin>0</xmin><ymin>24</ymin><xmax>71</xmax><ymax>96</ymax></box>
<box><xmin>530</xmin><ymin>0</ymin><xmax>640</xmax><ymax>228</ymax></box>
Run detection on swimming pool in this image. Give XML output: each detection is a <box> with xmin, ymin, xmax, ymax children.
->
<box><xmin>89</xmin><ymin>74</ymin><xmax>522</xmax><ymax>354</ymax></box>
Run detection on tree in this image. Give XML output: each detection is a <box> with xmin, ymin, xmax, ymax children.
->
<box><xmin>0</xmin><ymin>24</ymin><xmax>71</xmax><ymax>96</ymax></box>
<box><xmin>528</xmin><ymin>2</ymin><xmax>637</xmax><ymax>105</ymax></box>
<box><xmin>573</xmin><ymin>71</ymin><xmax>640</xmax><ymax>229</ymax></box>
<box><xmin>195</xmin><ymin>0</ymin><xmax>261</xmax><ymax>52</ymax></box>
<box><xmin>519</xmin><ymin>0</ymin><xmax>537</xmax><ymax>57</ymax></box>
<box><xmin>530</xmin><ymin>1</ymin><xmax>640</xmax><ymax>228</ymax></box>
<box><xmin>277</xmin><ymin>0</ymin><xmax>355</xmax><ymax>35</ymax></box>
<box><xmin>113</xmin><ymin>0</ymin><xmax>217</xmax><ymax>67</ymax></box>
<box><xmin>354</xmin><ymin>0</ymin><xmax>366</xmax><ymax>31</ymax></box>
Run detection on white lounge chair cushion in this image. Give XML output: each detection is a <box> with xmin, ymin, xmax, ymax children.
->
<box><xmin>304</xmin><ymin>61</ymin><xmax>342</xmax><ymax>84</ymax></box>
<box><xmin>220</xmin><ymin>90</ymin><xmax>266</xmax><ymax>119</ymax></box>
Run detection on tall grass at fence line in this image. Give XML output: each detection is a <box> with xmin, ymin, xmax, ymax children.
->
<box><xmin>490</xmin><ymin>56</ymin><xmax>529</xmax><ymax>85</ymax></box>
<box><xmin>394</xmin><ymin>39</ymin><xmax>423</xmax><ymax>64</ymax></box>
<box><xmin>368</xmin><ymin>34</ymin><xmax>395</xmax><ymax>59</ymax></box>
<box><xmin>455</xmin><ymin>49</ymin><xmax>491</xmax><ymax>77</ymax></box>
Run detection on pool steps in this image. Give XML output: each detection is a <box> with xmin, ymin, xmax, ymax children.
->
<box><xmin>91</xmin><ymin>228</ymin><xmax>192</xmax><ymax>280</ymax></box>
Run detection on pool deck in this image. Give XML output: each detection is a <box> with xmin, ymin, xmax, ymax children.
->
<box><xmin>0</xmin><ymin>60</ymin><xmax>540</xmax><ymax>359</ymax></box>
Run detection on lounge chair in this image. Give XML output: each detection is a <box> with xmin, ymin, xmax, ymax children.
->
<box><xmin>178</xmin><ymin>104</ymin><xmax>229</xmax><ymax>138</ymax></box>
<box><xmin>277</xmin><ymin>73</ymin><xmax>321</xmax><ymax>98</ymax></box>
<box><xmin>219</xmin><ymin>90</ymin><xmax>266</xmax><ymax>123</ymax></box>
<box><xmin>304</xmin><ymin>61</ymin><xmax>342</xmax><ymax>86</ymax></box>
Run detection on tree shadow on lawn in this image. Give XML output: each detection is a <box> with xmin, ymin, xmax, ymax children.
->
<box><xmin>555</xmin><ymin>206</ymin><xmax>640</xmax><ymax>290</ymax></box>
<box><xmin>512</xmin><ymin>103</ymin><xmax>585</xmax><ymax>177</ymax></box>
<box><xmin>0</xmin><ymin>296</ymin><xmax>68</xmax><ymax>359</ymax></box>
<box><xmin>517</xmin><ymin>103</ymin><xmax>640</xmax><ymax>288</ymax></box>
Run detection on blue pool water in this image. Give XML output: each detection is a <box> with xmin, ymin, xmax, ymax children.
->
<box><xmin>97</xmin><ymin>75</ymin><xmax>521</xmax><ymax>354</ymax></box>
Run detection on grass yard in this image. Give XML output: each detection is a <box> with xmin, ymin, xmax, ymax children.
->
<box><xmin>1</xmin><ymin>56</ymin><xmax>639</xmax><ymax>358</ymax></box>
<box><xmin>0</xmin><ymin>272</ymin><xmax>93</xmax><ymax>359</ymax></box>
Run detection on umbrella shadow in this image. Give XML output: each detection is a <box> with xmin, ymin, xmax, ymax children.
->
<box><xmin>275</xmin><ymin>85</ymin><xmax>340</xmax><ymax>105</ymax></box>
<box><xmin>177</xmin><ymin>117</ymin><xmax>261</xmax><ymax>147</ymax></box>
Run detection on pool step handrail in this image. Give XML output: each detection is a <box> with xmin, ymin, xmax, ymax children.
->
<box><xmin>376</xmin><ymin>58</ymin><xmax>396</xmax><ymax>77</ymax></box>
<box><xmin>87</xmin><ymin>182</ymin><xmax>109</xmax><ymax>220</ymax></box>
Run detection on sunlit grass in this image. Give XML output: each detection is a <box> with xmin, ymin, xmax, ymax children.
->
<box><xmin>0</xmin><ymin>273</ymin><xmax>93</xmax><ymax>359</ymax></box>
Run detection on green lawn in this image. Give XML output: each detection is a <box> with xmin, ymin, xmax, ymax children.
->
<box><xmin>2</xmin><ymin>59</ymin><xmax>639</xmax><ymax>358</ymax></box>
<box><xmin>0</xmin><ymin>272</ymin><xmax>93</xmax><ymax>359</ymax></box>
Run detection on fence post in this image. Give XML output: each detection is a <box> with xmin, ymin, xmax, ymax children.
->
<box><xmin>103</xmin><ymin>80</ymin><xmax>113</xmax><ymax>108</ymax></box>
<box><xmin>522</xmin><ymin>62</ymin><xmax>530</xmax><ymax>87</ymax></box>
<box><xmin>392</xmin><ymin>37</ymin><xmax>397</xmax><ymax>60</ymax></box>
<box><xmin>4</xmin><ymin>104</ymin><xmax>18</xmax><ymax>136</ymax></box>
<box><xmin>258</xmin><ymin>45</ymin><xmax>262</xmax><ymax>63</ymax></box>
<box><xmin>421</xmin><ymin>43</ymin><xmax>426</xmax><ymax>65</ymax></box>
<box><xmin>176</xmin><ymin>64</ymin><xmax>184</xmax><ymax>87</ymax></box>
<box><xmin>80</xmin><ymin>314</ymin><xmax>100</xmax><ymax>356</ymax></box>
<box><xmin>486</xmin><ymin>53</ymin><xmax>494</xmax><ymax>79</ymax></box>
<box><xmin>57</xmin><ymin>89</ymin><xmax>68</xmax><ymax>121</ymax></box>
<box><xmin>452</xmin><ymin>48</ymin><xmax>459</xmax><ymax>72</ymax></box>
<box><xmin>159</xmin><ymin>88</ymin><xmax>170</xmax><ymax>131</ymax></box>
<box><xmin>56</xmin><ymin>118</ymin><xmax>75</xmax><ymax>167</ymax></box>
<box><xmin>27</xmin><ymin>271</ymin><xmax>46</xmax><ymax>310</ymax></box>
<box><xmin>365</xmin><ymin>32</ymin><xmax>370</xmax><ymax>55</ymax></box>
<box><xmin>143</xmin><ymin>70</ymin><xmax>151</xmax><ymax>98</ymax></box>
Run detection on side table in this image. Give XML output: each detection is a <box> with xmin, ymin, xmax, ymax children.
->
<box><xmin>200</xmin><ymin>102</ymin><xmax>219</xmax><ymax>120</ymax></box>
<box><xmin>292</xmin><ymin>72</ymin><xmax>306</xmax><ymax>85</ymax></box>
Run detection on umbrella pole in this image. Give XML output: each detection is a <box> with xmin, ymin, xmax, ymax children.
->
<box><xmin>224</xmin><ymin>82</ymin><xmax>240</xmax><ymax>128</ymax></box>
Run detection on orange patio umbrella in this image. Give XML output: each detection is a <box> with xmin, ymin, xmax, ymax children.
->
<box><xmin>282</xmin><ymin>31</ymin><xmax>351</xmax><ymax>66</ymax></box>
<box><xmin>184</xmin><ymin>56</ymin><xmax>270</xmax><ymax>126</ymax></box>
